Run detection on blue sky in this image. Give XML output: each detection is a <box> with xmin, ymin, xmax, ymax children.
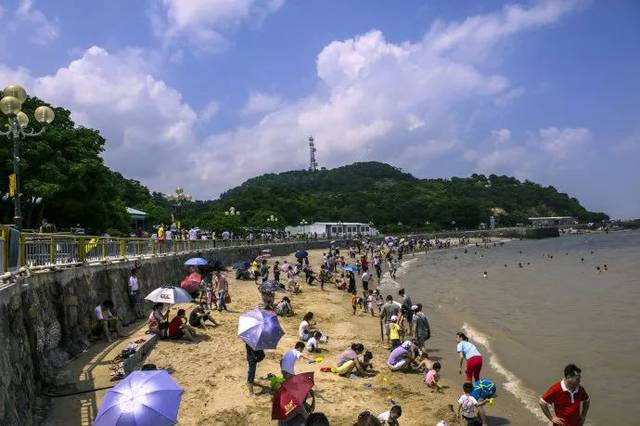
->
<box><xmin>0</xmin><ymin>0</ymin><xmax>638</xmax><ymax>218</ymax></box>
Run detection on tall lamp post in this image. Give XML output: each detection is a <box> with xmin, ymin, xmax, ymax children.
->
<box><xmin>166</xmin><ymin>187</ymin><xmax>192</xmax><ymax>226</ymax></box>
<box><xmin>300</xmin><ymin>219</ymin><xmax>308</xmax><ymax>237</ymax></box>
<box><xmin>266</xmin><ymin>214</ymin><xmax>278</xmax><ymax>227</ymax></box>
<box><xmin>0</xmin><ymin>84</ymin><xmax>55</xmax><ymax>229</ymax></box>
<box><xmin>225</xmin><ymin>206</ymin><xmax>240</xmax><ymax>217</ymax></box>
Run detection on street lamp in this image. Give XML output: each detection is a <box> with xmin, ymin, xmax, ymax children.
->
<box><xmin>337</xmin><ymin>220</ymin><xmax>343</xmax><ymax>236</ymax></box>
<box><xmin>225</xmin><ymin>206</ymin><xmax>240</xmax><ymax>216</ymax></box>
<box><xmin>300</xmin><ymin>219</ymin><xmax>308</xmax><ymax>236</ymax></box>
<box><xmin>0</xmin><ymin>84</ymin><xmax>55</xmax><ymax>229</ymax></box>
<box><xmin>266</xmin><ymin>214</ymin><xmax>278</xmax><ymax>225</ymax></box>
<box><xmin>165</xmin><ymin>187</ymin><xmax>192</xmax><ymax>224</ymax></box>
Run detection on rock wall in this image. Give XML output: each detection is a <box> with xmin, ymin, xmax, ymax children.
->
<box><xmin>0</xmin><ymin>240</ymin><xmax>328</xmax><ymax>426</ymax></box>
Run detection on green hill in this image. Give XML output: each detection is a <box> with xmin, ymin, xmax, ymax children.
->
<box><xmin>196</xmin><ymin>161</ymin><xmax>608</xmax><ymax>233</ymax></box>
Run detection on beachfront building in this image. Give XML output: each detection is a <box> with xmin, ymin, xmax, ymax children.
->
<box><xmin>528</xmin><ymin>216</ymin><xmax>577</xmax><ymax>227</ymax></box>
<box><xmin>285</xmin><ymin>221</ymin><xmax>379</xmax><ymax>238</ymax></box>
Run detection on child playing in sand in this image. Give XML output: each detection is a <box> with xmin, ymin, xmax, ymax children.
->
<box><xmin>306</xmin><ymin>331</ymin><xmax>323</xmax><ymax>353</ymax></box>
<box><xmin>389</xmin><ymin>316</ymin><xmax>401</xmax><ymax>349</ymax></box>
<box><xmin>424</xmin><ymin>361</ymin><xmax>443</xmax><ymax>392</ymax></box>
<box><xmin>351</xmin><ymin>292</ymin><xmax>359</xmax><ymax>315</ymax></box>
<box><xmin>457</xmin><ymin>382</ymin><xmax>488</xmax><ymax>426</ymax></box>
<box><xmin>378</xmin><ymin>405</ymin><xmax>402</xmax><ymax>425</ymax></box>
<box><xmin>337</xmin><ymin>273</ymin><xmax>347</xmax><ymax>290</ymax></box>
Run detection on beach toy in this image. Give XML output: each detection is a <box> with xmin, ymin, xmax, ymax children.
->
<box><xmin>315</xmin><ymin>356</ymin><xmax>324</xmax><ymax>363</ymax></box>
<box><xmin>487</xmin><ymin>398</ymin><xmax>495</xmax><ymax>406</ymax></box>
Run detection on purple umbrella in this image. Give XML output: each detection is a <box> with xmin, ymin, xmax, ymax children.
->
<box><xmin>94</xmin><ymin>370</ymin><xmax>183</xmax><ymax>426</ymax></box>
<box><xmin>238</xmin><ymin>308</ymin><xmax>285</xmax><ymax>350</ymax></box>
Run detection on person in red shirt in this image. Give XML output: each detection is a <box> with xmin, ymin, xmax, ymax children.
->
<box><xmin>539</xmin><ymin>364</ymin><xmax>590</xmax><ymax>426</ymax></box>
<box><xmin>168</xmin><ymin>309</ymin><xmax>196</xmax><ymax>341</ymax></box>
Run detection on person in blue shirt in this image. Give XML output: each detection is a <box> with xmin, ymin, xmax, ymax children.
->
<box><xmin>456</xmin><ymin>332</ymin><xmax>484</xmax><ymax>383</ymax></box>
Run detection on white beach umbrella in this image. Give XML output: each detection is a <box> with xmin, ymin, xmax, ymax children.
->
<box><xmin>145</xmin><ymin>286</ymin><xmax>193</xmax><ymax>304</ymax></box>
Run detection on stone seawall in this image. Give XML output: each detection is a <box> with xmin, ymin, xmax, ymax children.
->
<box><xmin>0</xmin><ymin>240</ymin><xmax>328</xmax><ymax>426</ymax></box>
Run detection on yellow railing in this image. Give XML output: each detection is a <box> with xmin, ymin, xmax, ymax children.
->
<box><xmin>16</xmin><ymin>233</ymin><xmax>314</xmax><ymax>270</ymax></box>
<box><xmin>0</xmin><ymin>226</ymin><xmax>7</xmax><ymax>273</ymax></box>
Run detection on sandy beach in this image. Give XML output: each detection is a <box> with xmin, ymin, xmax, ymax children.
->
<box><xmin>46</xmin><ymin>241</ymin><xmax>537</xmax><ymax>425</ymax></box>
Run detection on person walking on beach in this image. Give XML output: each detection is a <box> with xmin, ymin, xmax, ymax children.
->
<box><xmin>381</xmin><ymin>295</ymin><xmax>401</xmax><ymax>346</ymax></box>
<box><xmin>214</xmin><ymin>270</ymin><xmax>229</xmax><ymax>312</ymax></box>
<box><xmin>456</xmin><ymin>332</ymin><xmax>483</xmax><ymax>383</ymax></box>
<box><xmin>128</xmin><ymin>268</ymin><xmax>143</xmax><ymax>319</ymax></box>
<box><xmin>413</xmin><ymin>304</ymin><xmax>430</xmax><ymax>353</ymax></box>
<box><xmin>399</xmin><ymin>289</ymin><xmax>413</xmax><ymax>335</ymax></box>
<box><xmin>539</xmin><ymin>364</ymin><xmax>590</xmax><ymax>426</ymax></box>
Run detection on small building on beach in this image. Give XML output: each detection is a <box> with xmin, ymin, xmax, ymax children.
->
<box><xmin>528</xmin><ymin>216</ymin><xmax>577</xmax><ymax>227</ymax></box>
<box><xmin>286</xmin><ymin>221</ymin><xmax>379</xmax><ymax>238</ymax></box>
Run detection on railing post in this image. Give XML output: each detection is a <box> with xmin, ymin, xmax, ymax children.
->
<box><xmin>172</xmin><ymin>239</ymin><xmax>176</xmax><ymax>254</ymax></box>
<box><xmin>119</xmin><ymin>239</ymin><xmax>126</xmax><ymax>258</ymax></box>
<box><xmin>49</xmin><ymin>236</ymin><xmax>55</xmax><ymax>265</ymax></box>
<box><xmin>20</xmin><ymin>233</ymin><xmax>26</xmax><ymax>267</ymax></box>
<box><xmin>79</xmin><ymin>238</ymin><xmax>86</xmax><ymax>263</ymax></box>
<box><xmin>152</xmin><ymin>240</ymin><xmax>156</xmax><ymax>256</ymax></box>
<box><xmin>101</xmin><ymin>238</ymin><xmax>106</xmax><ymax>260</ymax></box>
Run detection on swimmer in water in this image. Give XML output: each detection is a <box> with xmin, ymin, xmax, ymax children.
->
<box><xmin>596</xmin><ymin>266</ymin><xmax>601</xmax><ymax>273</ymax></box>
<box><xmin>518</xmin><ymin>262</ymin><xmax>523</xmax><ymax>268</ymax></box>
<box><xmin>604</xmin><ymin>264</ymin><xmax>608</xmax><ymax>271</ymax></box>
<box><xmin>504</xmin><ymin>264</ymin><xmax>507</xmax><ymax>267</ymax></box>
<box><xmin>580</xmin><ymin>258</ymin><xmax>585</xmax><ymax>262</ymax></box>
<box><xmin>483</xmin><ymin>272</ymin><xmax>487</xmax><ymax>278</ymax></box>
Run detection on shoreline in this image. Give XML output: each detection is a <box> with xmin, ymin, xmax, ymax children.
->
<box><xmin>396</xmin><ymin>242</ymin><xmax>543</xmax><ymax>425</ymax></box>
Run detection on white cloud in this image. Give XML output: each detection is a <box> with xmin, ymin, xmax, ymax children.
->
<box><xmin>30</xmin><ymin>46</ymin><xmax>198</xmax><ymax>189</ymax></box>
<box><xmin>491</xmin><ymin>128</ymin><xmax>512</xmax><ymax>143</ymax></box>
<box><xmin>538</xmin><ymin>126</ymin><xmax>591</xmax><ymax>159</ymax></box>
<box><xmin>3</xmin><ymin>1</ymin><xmax>585</xmax><ymax>200</ymax></box>
<box><xmin>241</xmin><ymin>92</ymin><xmax>282</xmax><ymax>116</ymax></box>
<box><xmin>200</xmin><ymin>100</ymin><xmax>220</xmax><ymax>122</ymax></box>
<box><xmin>14</xmin><ymin>0</ymin><xmax>59</xmax><ymax>46</ymax></box>
<box><xmin>154</xmin><ymin>0</ymin><xmax>285</xmax><ymax>51</ymax></box>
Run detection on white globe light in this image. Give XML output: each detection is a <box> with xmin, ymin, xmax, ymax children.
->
<box><xmin>34</xmin><ymin>106</ymin><xmax>55</xmax><ymax>124</ymax></box>
<box><xmin>0</xmin><ymin>96</ymin><xmax>21</xmax><ymax>115</ymax></box>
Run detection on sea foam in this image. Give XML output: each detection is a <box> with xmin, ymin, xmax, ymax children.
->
<box><xmin>461</xmin><ymin>322</ymin><xmax>548</xmax><ymax>423</ymax></box>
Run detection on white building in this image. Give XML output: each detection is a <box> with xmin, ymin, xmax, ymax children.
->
<box><xmin>286</xmin><ymin>222</ymin><xmax>379</xmax><ymax>238</ymax></box>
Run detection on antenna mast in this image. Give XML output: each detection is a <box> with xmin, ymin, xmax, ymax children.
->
<box><xmin>308</xmin><ymin>136</ymin><xmax>318</xmax><ymax>171</ymax></box>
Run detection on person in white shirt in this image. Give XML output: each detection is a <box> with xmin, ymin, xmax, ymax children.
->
<box><xmin>94</xmin><ymin>300</ymin><xmax>123</xmax><ymax>342</ymax></box>
<box><xmin>305</xmin><ymin>331</ymin><xmax>322</xmax><ymax>353</ymax></box>
<box><xmin>188</xmin><ymin>227</ymin><xmax>198</xmax><ymax>241</ymax></box>
<box><xmin>165</xmin><ymin>229</ymin><xmax>173</xmax><ymax>241</ymax></box>
<box><xmin>128</xmin><ymin>268</ymin><xmax>143</xmax><ymax>319</ymax></box>
<box><xmin>378</xmin><ymin>405</ymin><xmax>402</xmax><ymax>425</ymax></box>
<box><xmin>458</xmin><ymin>382</ymin><xmax>488</xmax><ymax>425</ymax></box>
<box><xmin>280</xmin><ymin>342</ymin><xmax>313</xmax><ymax>378</ymax></box>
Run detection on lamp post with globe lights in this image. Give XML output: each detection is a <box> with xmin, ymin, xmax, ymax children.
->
<box><xmin>0</xmin><ymin>84</ymin><xmax>55</xmax><ymax>229</ymax></box>
<box><xmin>165</xmin><ymin>187</ymin><xmax>192</xmax><ymax>226</ymax></box>
<box><xmin>300</xmin><ymin>219</ymin><xmax>308</xmax><ymax>238</ymax></box>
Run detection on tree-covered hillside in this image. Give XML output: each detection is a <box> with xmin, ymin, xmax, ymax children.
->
<box><xmin>206</xmin><ymin>162</ymin><xmax>608</xmax><ymax>232</ymax></box>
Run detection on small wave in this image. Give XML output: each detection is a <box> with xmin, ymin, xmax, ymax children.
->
<box><xmin>395</xmin><ymin>258</ymin><xmax>417</xmax><ymax>277</ymax></box>
<box><xmin>461</xmin><ymin>322</ymin><xmax>547</xmax><ymax>423</ymax></box>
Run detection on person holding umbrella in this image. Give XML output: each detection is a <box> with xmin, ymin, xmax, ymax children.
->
<box><xmin>238</xmin><ymin>308</ymin><xmax>285</xmax><ymax>396</ymax></box>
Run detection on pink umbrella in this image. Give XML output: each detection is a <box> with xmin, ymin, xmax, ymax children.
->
<box><xmin>180</xmin><ymin>272</ymin><xmax>202</xmax><ymax>293</ymax></box>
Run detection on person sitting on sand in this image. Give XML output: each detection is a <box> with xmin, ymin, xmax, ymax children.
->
<box><xmin>306</xmin><ymin>331</ymin><xmax>323</xmax><ymax>353</ymax></box>
<box><xmin>287</xmin><ymin>269</ymin><xmax>301</xmax><ymax>294</ymax></box>
<box><xmin>387</xmin><ymin>341</ymin><xmax>416</xmax><ymax>372</ymax></box>
<box><xmin>188</xmin><ymin>302</ymin><xmax>219</xmax><ymax>329</ymax></box>
<box><xmin>336</xmin><ymin>273</ymin><xmax>348</xmax><ymax>290</ymax></box>
<box><xmin>378</xmin><ymin>405</ymin><xmax>402</xmax><ymax>426</ymax></box>
<box><xmin>168</xmin><ymin>309</ymin><xmax>196</xmax><ymax>341</ymax></box>
<box><xmin>147</xmin><ymin>303</ymin><xmax>169</xmax><ymax>337</ymax></box>
<box><xmin>337</xmin><ymin>343</ymin><xmax>365</xmax><ymax>368</ymax></box>
<box><xmin>336</xmin><ymin>350</ymin><xmax>374</xmax><ymax>377</ymax></box>
<box><xmin>275</xmin><ymin>296</ymin><xmax>294</xmax><ymax>316</ymax></box>
<box><xmin>281</xmin><ymin>341</ymin><xmax>314</xmax><ymax>378</ymax></box>
<box><xmin>94</xmin><ymin>300</ymin><xmax>124</xmax><ymax>342</ymax></box>
<box><xmin>299</xmin><ymin>312</ymin><xmax>318</xmax><ymax>341</ymax></box>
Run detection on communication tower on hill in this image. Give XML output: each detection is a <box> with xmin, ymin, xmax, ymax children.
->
<box><xmin>308</xmin><ymin>136</ymin><xmax>318</xmax><ymax>171</ymax></box>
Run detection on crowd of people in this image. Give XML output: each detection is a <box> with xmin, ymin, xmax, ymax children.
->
<box><xmin>95</xmin><ymin>235</ymin><xmax>589</xmax><ymax>425</ymax></box>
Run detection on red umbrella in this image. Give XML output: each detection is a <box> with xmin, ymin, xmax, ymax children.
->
<box><xmin>180</xmin><ymin>272</ymin><xmax>202</xmax><ymax>293</ymax></box>
<box><xmin>271</xmin><ymin>372</ymin><xmax>314</xmax><ymax>420</ymax></box>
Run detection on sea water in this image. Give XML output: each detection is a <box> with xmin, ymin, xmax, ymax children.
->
<box><xmin>401</xmin><ymin>231</ymin><xmax>640</xmax><ymax>425</ymax></box>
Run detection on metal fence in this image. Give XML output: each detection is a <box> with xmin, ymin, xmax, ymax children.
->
<box><xmin>8</xmin><ymin>233</ymin><xmax>316</xmax><ymax>271</ymax></box>
<box><xmin>0</xmin><ymin>227</ymin><xmax>6</xmax><ymax>274</ymax></box>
